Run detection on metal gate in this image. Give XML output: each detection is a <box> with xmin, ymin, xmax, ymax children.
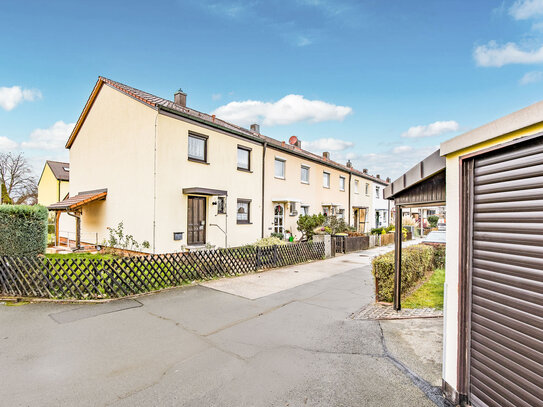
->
<box><xmin>468</xmin><ymin>136</ymin><xmax>543</xmax><ymax>407</ymax></box>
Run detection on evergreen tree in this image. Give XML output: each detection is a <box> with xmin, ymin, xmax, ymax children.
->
<box><xmin>1</xmin><ymin>182</ymin><xmax>13</xmax><ymax>204</ymax></box>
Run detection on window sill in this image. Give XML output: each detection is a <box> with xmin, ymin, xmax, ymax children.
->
<box><xmin>275</xmin><ymin>176</ymin><xmax>285</xmax><ymax>180</ymax></box>
<box><xmin>237</xmin><ymin>222</ymin><xmax>253</xmax><ymax>225</ymax></box>
<box><xmin>237</xmin><ymin>168</ymin><xmax>252</xmax><ymax>173</ymax></box>
<box><xmin>323</xmin><ymin>186</ymin><xmax>330</xmax><ymax>189</ymax></box>
<box><xmin>301</xmin><ymin>181</ymin><xmax>309</xmax><ymax>185</ymax></box>
<box><xmin>188</xmin><ymin>158</ymin><xmax>209</xmax><ymax>165</ymax></box>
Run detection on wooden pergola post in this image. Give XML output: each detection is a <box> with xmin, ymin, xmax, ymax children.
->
<box><xmin>55</xmin><ymin>211</ymin><xmax>60</xmax><ymax>247</ymax></box>
<box><xmin>393</xmin><ymin>204</ymin><xmax>402</xmax><ymax>311</ymax></box>
<box><xmin>75</xmin><ymin>211</ymin><xmax>81</xmax><ymax>250</ymax></box>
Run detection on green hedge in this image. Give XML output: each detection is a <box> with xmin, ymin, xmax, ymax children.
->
<box><xmin>0</xmin><ymin>205</ymin><xmax>48</xmax><ymax>256</ymax></box>
<box><xmin>372</xmin><ymin>244</ymin><xmax>445</xmax><ymax>302</ymax></box>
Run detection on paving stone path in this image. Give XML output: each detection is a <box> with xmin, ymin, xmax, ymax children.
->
<box><xmin>351</xmin><ymin>302</ymin><xmax>443</xmax><ymax>320</ymax></box>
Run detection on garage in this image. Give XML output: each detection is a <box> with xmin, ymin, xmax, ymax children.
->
<box><xmin>384</xmin><ymin>100</ymin><xmax>543</xmax><ymax>406</ymax></box>
<box><xmin>460</xmin><ymin>134</ymin><xmax>543</xmax><ymax>407</ymax></box>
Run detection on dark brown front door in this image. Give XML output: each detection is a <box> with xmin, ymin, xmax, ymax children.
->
<box><xmin>187</xmin><ymin>196</ymin><xmax>206</xmax><ymax>245</ymax></box>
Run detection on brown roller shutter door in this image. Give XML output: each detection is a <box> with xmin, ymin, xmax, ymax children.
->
<box><xmin>468</xmin><ymin>136</ymin><xmax>543</xmax><ymax>407</ymax></box>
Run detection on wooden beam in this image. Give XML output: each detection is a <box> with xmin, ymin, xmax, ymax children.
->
<box><xmin>75</xmin><ymin>213</ymin><xmax>81</xmax><ymax>250</ymax></box>
<box><xmin>55</xmin><ymin>211</ymin><xmax>60</xmax><ymax>247</ymax></box>
<box><xmin>393</xmin><ymin>205</ymin><xmax>402</xmax><ymax>311</ymax></box>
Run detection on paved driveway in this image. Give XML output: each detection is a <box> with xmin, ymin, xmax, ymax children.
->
<box><xmin>0</xmin><ymin>250</ymin><xmax>441</xmax><ymax>407</ymax></box>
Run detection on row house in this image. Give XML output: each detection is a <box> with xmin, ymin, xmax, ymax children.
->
<box><xmin>48</xmin><ymin>77</ymin><xmax>389</xmax><ymax>253</ymax></box>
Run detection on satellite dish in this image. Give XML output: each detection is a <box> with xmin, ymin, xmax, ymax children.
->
<box><xmin>289</xmin><ymin>136</ymin><xmax>298</xmax><ymax>145</ymax></box>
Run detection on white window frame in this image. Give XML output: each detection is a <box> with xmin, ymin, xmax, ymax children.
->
<box><xmin>323</xmin><ymin>171</ymin><xmax>330</xmax><ymax>188</ymax></box>
<box><xmin>275</xmin><ymin>158</ymin><xmax>286</xmax><ymax>179</ymax></box>
<box><xmin>301</xmin><ymin>205</ymin><xmax>309</xmax><ymax>216</ymax></box>
<box><xmin>301</xmin><ymin>165</ymin><xmax>310</xmax><ymax>184</ymax></box>
<box><xmin>339</xmin><ymin>176</ymin><xmax>345</xmax><ymax>191</ymax></box>
<box><xmin>365</xmin><ymin>183</ymin><xmax>370</xmax><ymax>195</ymax></box>
<box><xmin>354</xmin><ymin>180</ymin><xmax>359</xmax><ymax>194</ymax></box>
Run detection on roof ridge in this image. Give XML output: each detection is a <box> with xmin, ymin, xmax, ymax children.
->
<box><xmin>46</xmin><ymin>160</ymin><xmax>69</xmax><ymax>165</ymax></box>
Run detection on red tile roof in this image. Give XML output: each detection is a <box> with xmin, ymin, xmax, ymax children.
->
<box><xmin>48</xmin><ymin>189</ymin><xmax>107</xmax><ymax>211</ymax></box>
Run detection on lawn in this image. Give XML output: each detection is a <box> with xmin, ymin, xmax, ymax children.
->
<box><xmin>45</xmin><ymin>252</ymin><xmax>118</xmax><ymax>260</ymax></box>
<box><xmin>402</xmin><ymin>268</ymin><xmax>445</xmax><ymax>310</ymax></box>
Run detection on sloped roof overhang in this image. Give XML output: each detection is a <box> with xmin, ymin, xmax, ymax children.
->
<box><xmin>182</xmin><ymin>187</ymin><xmax>227</xmax><ymax>196</ymax></box>
<box><xmin>48</xmin><ymin>189</ymin><xmax>107</xmax><ymax>211</ymax></box>
<box><xmin>384</xmin><ymin>150</ymin><xmax>445</xmax><ymax>200</ymax></box>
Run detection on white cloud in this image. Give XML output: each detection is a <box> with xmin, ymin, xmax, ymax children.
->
<box><xmin>21</xmin><ymin>121</ymin><xmax>75</xmax><ymax>151</ymax></box>
<box><xmin>0</xmin><ymin>136</ymin><xmax>18</xmax><ymax>151</ymax></box>
<box><xmin>213</xmin><ymin>94</ymin><xmax>352</xmax><ymax>127</ymax></box>
<box><xmin>392</xmin><ymin>145</ymin><xmax>414</xmax><ymax>154</ymax></box>
<box><xmin>302</xmin><ymin>138</ymin><xmax>354</xmax><ymax>152</ymax></box>
<box><xmin>510</xmin><ymin>0</ymin><xmax>543</xmax><ymax>20</ymax></box>
<box><xmin>0</xmin><ymin>86</ymin><xmax>42</xmax><ymax>111</ymax></box>
<box><xmin>212</xmin><ymin>93</ymin><xmax>222</xmax><ymax>101</ymax></box>
<box><xmin>520</xmin><ymin>70</ymin><xmax>543</xmax><ymax>84</ymax></box>
<box><xmin>474</xmin><ymin>41</ymin><xmax>543</xmax><ymax>67</ymax></box>
<box><xmin>401</xmin><ymin>120</ymin><xmax>459</xmax><ymax>139</ymax></box>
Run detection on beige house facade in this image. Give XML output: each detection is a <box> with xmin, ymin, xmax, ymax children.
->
<box><xmin>51</xmin><ymin>77</ymin><xmax>388</xmax><ymax>253</ymax></box>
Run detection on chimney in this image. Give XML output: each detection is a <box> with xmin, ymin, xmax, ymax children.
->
<box><xmin>346</xmin><ymin>160</ymin><xmax>352</xmax><ymax>168</ymax></box>
<box><xmin>174</xmin><ymin>89</ymin><xmax>187</xmax><ymax>107</ymax></box>
<box><xmin>323</xmin><ymin>152</ymin><xmax>330</xmax><ymax>160</ymax></box>
<box><xmin>376</xmin><ymin>174</ymin><xmax>381</xmax><ymax>179</ymax></box>
<box><xmin>295</xmin><ymin>140</ymin><xmax>301</xmax><ymax>148</ymax></box>
<box><xmin>250</xmin><ymin>123</ymin><xmax>260</xmax><ymax>133</ymax></box>
<box><xmin>386</xmin><ymin>177</ymin><xmax>391</xmax><ymax>183</ymax></box>
<box><xmin>363</xmin><ymin>168</ymin><xmax>368</xmax><ymax>174</ymax></box>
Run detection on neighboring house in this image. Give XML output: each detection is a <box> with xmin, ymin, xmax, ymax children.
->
<box><xmin>350</xmin><ymin>169</ymin><xmax>374</xmax><ymax>233</ymax></box>
<box><xmin>385</xmin><ymin>101</ymin><xmax>543</xmax><ymax>407</ymax></box>
<box><xmin>37</xmin><ymin>160</ymin><xmax>70</xmax><ymax>206</ymax></box>
<box><xmin>49</xmin><ymin>77</ymin><xmax>388</xmax><ymax>252</ymax></box>
<box><xmin>372</xmin><ymin>176</ymin><xmax>390</xmax><ymax>229</ymax></box>
<box><xmin>38</xmin><ymin>161</ymin><xmax>76</xmax><ymax>245</ymax></box>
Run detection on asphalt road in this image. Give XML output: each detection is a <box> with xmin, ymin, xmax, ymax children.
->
<box><xmin>0</xmin><ymin>252</ymin><xmax>442</xmax><ymax>407</ymax></box>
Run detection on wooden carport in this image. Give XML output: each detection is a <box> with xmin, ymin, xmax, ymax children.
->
<box><xmin>48</xmin><ymin>188</ymin><xmax>107</xmax><ymax>250</ymax></box>
<box><xmin>384</xmin><ymin>150</ymin><xmax>446</xmax><ymax>310</ymax></box>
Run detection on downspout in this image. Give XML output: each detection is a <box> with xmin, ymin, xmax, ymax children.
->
<box><xmin>261</xmin><ymin>141</ymin><xmax>267</xmax><ymax>238</ymax></box>
<box><xmin>348</xmin><ymin>171</ymin><xmax>351</xmax><ymax>226</ymax></box>
<box><xmin>153</xmin><ymin>109</ymin><xmax>158</xmax><ymax>254</ymax></box>
<box><xmin>58</xmin><ymin>179</ymin><xmax>61</xmax><ymax>202</ymax></box>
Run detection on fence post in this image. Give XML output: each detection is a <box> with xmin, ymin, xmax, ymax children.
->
<box><xmin>256</xmin><ymin>246</ymin><xmax>260</xmax><ymax>271</ymax></box>
<box><xmin>313</xmin><ymin>235</ymin><xmax>332</xmax><ymax>258</ymax></box>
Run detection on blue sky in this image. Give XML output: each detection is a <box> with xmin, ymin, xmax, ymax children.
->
<box><xmin>3</xmin><ymin>0</ymin><xmax>543</xmax><ymax>179</ymax></box>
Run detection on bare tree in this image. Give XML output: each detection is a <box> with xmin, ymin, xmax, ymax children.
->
<box><xmin>0</xmin><ymin>152</ymin><xmax>38</xmax><ymax>205</ymax></box>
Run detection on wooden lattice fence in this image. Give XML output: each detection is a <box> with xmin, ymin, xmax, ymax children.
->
<box><xmin>0</xmin><ymin>242</ymin><xmax>324</xmax><ymax>300</ymax></box>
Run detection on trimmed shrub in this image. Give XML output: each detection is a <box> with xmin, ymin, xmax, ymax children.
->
<box><xmin>428</xmin><ymin>215</ymin><xmax>439</xmax><ymax>228</ymax></box>
<box><xmin>372</xmin><ymin>244</ymin><xmax>439</xmax><ymax>302</ymax></box>
<box><xmin>0</xmin><ymin>205</ymin><xmax>48</xmax><ymax>256</ymax></box>
<box><xmin>430</xmin><ymin>243</ymin><xmax>446</xmax><ymax>269</ymax></box>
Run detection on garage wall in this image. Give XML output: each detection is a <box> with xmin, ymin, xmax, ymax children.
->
<box><xmin>442</xmin><ymin>121</ymin><xmax>543</xmax><ymax>393</ymax></box>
